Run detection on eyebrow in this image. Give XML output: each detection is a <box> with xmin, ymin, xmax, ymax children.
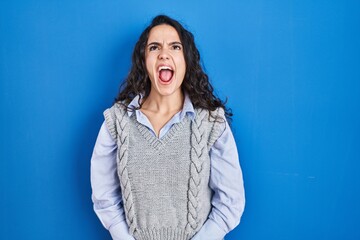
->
<box><xmin>147</xmin><ymin>41</ymin><xmax>183</xmax><ymax>46</ymax></box>
<box><xmin>169</xmin><ymin>41</ymin><xmax>183</xmax><ymax>46</ymax></box>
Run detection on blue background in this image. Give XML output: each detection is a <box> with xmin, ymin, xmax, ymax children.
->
<box><xmin>1</xmin><ymin>1</ymin><xmax>359</xmax><ymax>239</ymax></box>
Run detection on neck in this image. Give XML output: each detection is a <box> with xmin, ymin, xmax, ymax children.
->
<box><xmin>142</xmin><ymin>90</ymin><xmax>184</xmax><ymax>114</ymax></box>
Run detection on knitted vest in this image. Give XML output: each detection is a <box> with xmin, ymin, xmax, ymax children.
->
<box><xmin>104</xmin><ymin>104</ymin><xmax>225</xmax><ymax>240</ymax></box>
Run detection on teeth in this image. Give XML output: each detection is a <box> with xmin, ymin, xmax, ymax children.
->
<box><xmin>158</xmin><ymin>66</ymin><xmax>173</xmax><ymax>71</ymax></box>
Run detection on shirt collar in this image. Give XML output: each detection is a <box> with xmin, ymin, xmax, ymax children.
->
<box><xmin>126</xmin><ymin>92</ymin><xmax>195</xmax><ymax>120</ymax></box>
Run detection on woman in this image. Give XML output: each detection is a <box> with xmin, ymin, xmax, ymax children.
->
<box><xmin>91</xmin><ymin>15</ymin><xmax>245</xmax><ymax>240</ymax></box>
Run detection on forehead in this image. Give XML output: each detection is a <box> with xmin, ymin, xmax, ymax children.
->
<box><xmin>147</xmin><ymin>24</ymin><xmax>181</xmax><ymax>43</ymax></box>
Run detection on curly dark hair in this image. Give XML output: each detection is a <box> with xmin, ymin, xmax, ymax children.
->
<box><xmin>115</xmin><ymin>15</ymin><xmax>232</xmax><ymax>120</ymax></box>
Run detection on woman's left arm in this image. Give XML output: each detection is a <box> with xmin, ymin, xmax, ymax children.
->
<box><xmin>192</xmin><ymin>121</ymin><xmax>245</xmax><ymax>240</ymax></box>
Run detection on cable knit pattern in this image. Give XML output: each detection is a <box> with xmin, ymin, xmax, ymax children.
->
<box><xmin>186</xmin><ymin>108</ymin><xmax>208</xmax><ymax>234</ymax></box>
<box><xmin>103</xmin><ymin>105</ymin><xmax>225</xmax><ymax>240</ymax></box>
<box><xmin>104</xmin><ymin>104</ymin><xmax>138</xmax><ymax>235</ymax></box>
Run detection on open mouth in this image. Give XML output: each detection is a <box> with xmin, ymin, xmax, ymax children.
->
<box><xmin>158</xmin><ymin>66</ymin><xmax>174</xmax><ymax>83</ymax></box>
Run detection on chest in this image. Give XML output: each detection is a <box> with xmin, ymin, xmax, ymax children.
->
<box><xmin>125</xmin><ymin>117</ymin><xmax>211</xmax><ymax>179</ymax></box>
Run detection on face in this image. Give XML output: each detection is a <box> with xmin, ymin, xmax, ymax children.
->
<box><xmin>145</xmin><ymin>24</ymin><xmax>186</xmax><ymax>98</ymax></box>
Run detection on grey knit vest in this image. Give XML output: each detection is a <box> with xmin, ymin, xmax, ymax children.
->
<box><xmin>104</xmin><ymin>104</ymin><xmax>225</xmax><ymax>240</ymax></box>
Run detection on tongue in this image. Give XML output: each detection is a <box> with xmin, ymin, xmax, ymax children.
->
<box><xmin>159</xmin><ymin>69</ymin><xmax>173</xmax><ymax>82</ymax></box>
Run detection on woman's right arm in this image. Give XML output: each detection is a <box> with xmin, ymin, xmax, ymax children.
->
<box><xmin>90</xmin><ymin>122</ymin><xmax>135</xmax><ymax>240</ymax></box>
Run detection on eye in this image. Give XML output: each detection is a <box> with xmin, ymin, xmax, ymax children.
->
<box><xmin>149</xmin><ymin>45</ymin><xmax>159</xmax><ymax>51</ymax></box>
<box><xmin>172</xmin><ymin>44</ymin><xmax>182</xmax><ymax>50</ymax></box>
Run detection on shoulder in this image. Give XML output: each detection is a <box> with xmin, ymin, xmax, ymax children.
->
<box><xmin>104</xmin><ymin>102</ymin><xmax>127</xmax><ymax>119</ymax></box>
<box><xmin>103</xmin><ymin>103</ymin><xmax>129</xmax><ymax>140</ymax></box>
<box><xmin>210</xmin><ymin>107</ymin><xmax>226</xmax><ymax>123</ymax></box>
<box><xmin>193</xmin><ymin>107</ymin><xmax>227</xmax><ymax>147</ymax></box>
<box><xmin>209</xmin><ymin>107</ymin><xmax>227</xmax><ymax>146</ymax></box>
<box><xmin>194</xmin><ymin>107</ymin><xmax>226</xmax><ymax>125</ymax></box>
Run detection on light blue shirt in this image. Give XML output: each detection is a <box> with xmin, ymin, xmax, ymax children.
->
<box><xmin>90</xmin><ymin>94</ymin><xmax>245</xmax><ymax>240</ymax></box>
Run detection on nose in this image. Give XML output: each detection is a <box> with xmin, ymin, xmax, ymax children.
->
<box><xmin>158</xmin><ymin>48</ymin><xmax>170</xmax><ymax>60</ymax></box>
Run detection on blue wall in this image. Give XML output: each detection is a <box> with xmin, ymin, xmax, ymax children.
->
<box><xmin>1</xmin><ymin>1</ymin><xmax>359</xmax><ymax>239</ymax></box>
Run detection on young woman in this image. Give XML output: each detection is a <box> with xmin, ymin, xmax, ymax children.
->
<box><xmin>91</xmin><ymin>15</ymin><xmax>245</xmax><ymax>240</ymax></box>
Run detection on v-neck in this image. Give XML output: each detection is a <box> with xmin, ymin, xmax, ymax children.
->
<box><xmin>132</xmin><ymin>114</ymin><xmax>190</xmax><ymax>150</ymax></box>
<box><xmin>127</xmin><ymin>94</ymin><xmax>195</xmax><ymax>138</ymax></box>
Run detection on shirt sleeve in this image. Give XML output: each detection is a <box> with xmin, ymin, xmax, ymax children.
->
<box><xmin>90</xmin><ymin>122</ymin><xmax>135</xmax><ymax>240</ymax></box>
<box><xmin>192</xmin><ymin>121</ymin><xmax>245</xmax><ymax>240</ymax></box>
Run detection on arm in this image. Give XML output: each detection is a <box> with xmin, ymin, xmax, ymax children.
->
<box><xmin>90</xmin><ymin>122</ymin><xmax>135</xmax><ymax>240</ymax></box>
<box><xmin>192</xmin><ymin>121</ymin><xmax>245</xmax><ymax>240</ymax></box>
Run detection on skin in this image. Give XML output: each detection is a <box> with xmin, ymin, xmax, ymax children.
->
<box><xmin>141</xmin><ymin>24</ymin><xmax>186</xmax><ymax>137</ymax></box>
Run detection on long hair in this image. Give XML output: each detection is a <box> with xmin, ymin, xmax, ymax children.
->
<box><xmin>115</xmin><ymin>15</ymin><xmax>232</xmax><ymax>120</ymax></box>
